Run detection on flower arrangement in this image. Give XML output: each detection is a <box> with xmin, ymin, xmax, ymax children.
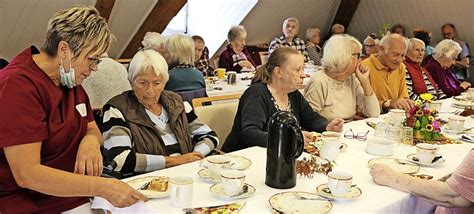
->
<box><xmin>404</xmin><ymin>93</ymin><xmax>442</xmax><ymax>143</ymax></box>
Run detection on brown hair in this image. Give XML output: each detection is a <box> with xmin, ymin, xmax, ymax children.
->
<box><xmin>252</xmin><ymin>47</ymin><xmax>300</xmax><ymax>84</ymax></box>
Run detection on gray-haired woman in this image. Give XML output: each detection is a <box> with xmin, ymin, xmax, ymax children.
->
<box><xmin>305</xmin><ymin>28</ymin><xmax>322</xmax><ymax>65</ymax></box>
<box><xmin>424</xmin><ymin>39</ymin><xmax>470</xmax><ymax>97</ymax></box>
<box><xmin>102</xmin><ymin>50</ymin><xmax>218</xmax><ymax>178</ymax></box>
<box><xmin>218</xmin><ymin>25</ymin><xmax>256</xmax><ymax>72</ymax></box>
<box><xmin>304</xmin><ymin>34</ymin><xmax>380</xmax><ymax>121</ymax></box>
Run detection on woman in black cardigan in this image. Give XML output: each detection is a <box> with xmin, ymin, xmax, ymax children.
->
<box><xmin>222</xmin><ymin>47</ymin><xmax>344</xmax><ymax>152</ymax></box>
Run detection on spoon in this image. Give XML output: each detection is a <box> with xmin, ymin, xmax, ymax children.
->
<box><xmin>230</xmin><ymin>184</ymin><xmax>249</xmax><ymax>198</ymax></box>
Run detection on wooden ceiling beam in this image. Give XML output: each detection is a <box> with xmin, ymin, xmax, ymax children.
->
<box><xmin>120</xmin><ymin>0</ymin><xmax>187</xmax><ymax>59</ymax></box>
<box><xmin>95</xmin><ymin>0</ymin><xmax>116</xmax><ymax>22</ymax></box>
<box><xmin>324</xmin><ymin>0</ymin><xmax>361</xmax><ymax>41</ymax></box>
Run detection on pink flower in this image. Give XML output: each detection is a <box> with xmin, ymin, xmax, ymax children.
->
<box><xmin>423</xmin><ymin>108</ymin><xmax>431</xmax><ymax>115</ymax></box>
<box><xmin>432</xmin><ymin>120</ymin><xmax>441</xmax><ymax>131</ymax></box>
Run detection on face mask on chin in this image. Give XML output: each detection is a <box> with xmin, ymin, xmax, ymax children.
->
<box><xmin>59</xmin><ymin>51</ymin><xmax>76</xmax><ymax>88</ymax></box>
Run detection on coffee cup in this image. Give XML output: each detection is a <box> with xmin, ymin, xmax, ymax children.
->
<box><xmin>388</xmin><ymin>109</ymin><xmax>406</xmax><ymax>124</ymax></box>
<box><xmin>169</xmin><ymin>176</ymin><xmax>193</xmax><ymax>208</ymax></box>
<box><xmin>220</xmin><ymin>170</ymin><xmax>245</xmax><ymax>196</ymax></box>
<box><xmin>448</xmin><ymin>115</ymin><xmax>465</xmax><ymax>131</ymax></box>
<box><xmin>214</xmin><ymin>68</ymin><xmax>226</xmax><ymax>79</ymax></box>
<box><xmin>322</xmin><ymin>131</ymin><xmax>341</xmax><ymax>141</ymax></box>
<box><xmin>227</xmin><ymin>71</ymin><xmax>237</xmax><ymax>85</ymax></box>
<box><xmin>205</xmin><ymin>155</ymin><xmax>231</xmax><ymax>177</ymax></box>
<box><xmin>467</xmin><ymin>88</ymin><xmax>474</xmax><ymax>100</ymax></box>
<box><xmin>327</xmin><ymin>171</ymin><xmax>352</xmax><ymax>197</ymax></box>
<box><xmin>319</xmin><ymin>138</ymin><xmax>341</xmax><ymax>161</ymax></box>
<box><xmin>416</xmin><ymin>143</ymin><xmax>439</xmax><ymax>163</ymax></box>
<box><xmin>429</xmin><ymin>100</ymin><xmax>442</xmax><ymax>111</ymax></box>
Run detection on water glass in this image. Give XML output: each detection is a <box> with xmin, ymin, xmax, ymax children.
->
<box><xmin>399</xmin><ymin>127</ymin><xmax>414</xmax><ymax>145</ymax></box>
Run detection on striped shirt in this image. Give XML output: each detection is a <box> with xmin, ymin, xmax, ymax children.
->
<box><xmin>102</xmin><ymin>101</ymin><xmax>217</xmax><ymax>177</ymax></box>
<box><xmin>405</xmin><ymin>70</ymin><xmax>446</xmax><ymax>100</ymax></box>
<box><xmin>269</xmin><ymin>35</ymin><xmax>309</xmax><ymax>62</ymax></box>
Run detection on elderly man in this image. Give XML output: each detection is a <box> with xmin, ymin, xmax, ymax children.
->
<box><xmin>331</xmin><ymin>23</ymin><xmax>345</xmax><ymax>35</ymax></box>
<box><xmin>192</xmin><ymin>35</ymin><xmax>214</xmax><ymax>76</ymax></box>
<box><xmin>361</xmin><ymin>33</ymin><xmax>415</xmax><ymax>113</ymax></box>
<box><xmin>441</xmin><ymin>23</ymin><xmax>471</xmax><ymax>80</ymax></box>
<box><xmin>269</xmin><ymin>17</ymin><xmax>309</xmax><ymax>62</ymax></box>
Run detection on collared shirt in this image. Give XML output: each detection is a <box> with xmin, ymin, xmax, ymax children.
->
<box><xmin>361</xmin><ymin>54</ymin><xmax>409</xmax><ymax>107</ymax></box>
<box><xmin>269</xmin><ymin>35</ymin><xmax>309</xmax><ymax>62</ymax></box>
<box><xmin>194</xmin><ymin>46</ymin><xmax>214</xmax><ymax>76</ymax></box>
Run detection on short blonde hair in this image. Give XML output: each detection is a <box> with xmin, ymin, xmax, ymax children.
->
<box><xmin>228</xmin><ymin>25</ymin><xmax>247</xmax><ymax>42</ymax></box>
<box><xmin>128</xmin><ymin>50</ymin><xmax>169</xmax><ymax>83</ymax></box>
<box><xmin>433</xmin><ymin>39</ymin><xmax>462</xmax><ymax>59</ymax></box>
<box><xmin>43</xmin><ymin>6</ymin><xmax>112</xmax><ymax>58</ymax></box>
<box><xmin>166</xmin><ymin>34</ymin><xmax>195</xmax><ymax>65</ymax></box>
<box><xmin>322</xmin><ymin>34</ymin><xmax>362</xmax><ymax>73</ymax></box>
<box><xmin>142</xmin><ymin>32</ymin><xmax>166</xmax><ymax>51</ymax></box>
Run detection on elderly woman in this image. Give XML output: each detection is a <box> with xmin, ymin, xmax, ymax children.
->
<box><xmin>404</xmin><ymin>38</ymin><xmax>445</xmax><ymax>100</ymax></box>
<box><xmin>305</xmin><ymin>28</ymin><xmax>322</xmax><ymax>65</ymax></box>
<box><xmin>424</xmin><ymin>39</ymin><xmax>471</xmax><ymax>97</ymax></box>
<box><xmin>219</xmin><ymin>25</ymin><xmax>256</xmax><ymax>73</ymax></box>
<box><xmin>102</xmin><ymin>50</ymin><xmax>218</xmax><ymax>178</ymax></box>
<box><xmin>304</xmin><ymin>34</ymin><xmax>380</xmax><ymax>122</ymax></box>
<box><xmin>362</xmin><ymin>34</ymin><xmax>379</xmax><ymax>59</ymax></box>
<box><xmin>222</xmin><ymin>47</ymin><xmax>344</xmax><ymax>152</ymax></box>
<box><xmin>370</xmin><ymin>149</ymin><xmax>473</xmax><ymax>213</ymax></box>
<box><xmin>164</xmin><ymin>34</ymin><xmax>205</xmax><ymax>92</ymax></box>
<box><xmin>0</xmin><ymin>6</ymin><xmax>146</xmax><ymax>213</ymax></box>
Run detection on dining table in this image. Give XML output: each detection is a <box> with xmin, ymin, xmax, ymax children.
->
<box><xmin>88</xmin><ymin>98</ymin><xmax>473</xmax><ymax>213</ymax></box>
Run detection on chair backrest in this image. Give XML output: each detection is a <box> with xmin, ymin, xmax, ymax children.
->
<box><xmin>192</xmin><ymin>93</ymin><xmax>241</xmax><ymax>107</ymax></box>
<box><xmin>177</xmin><ymin>88</ymin><xmax>208</xmax><ymax>107</ymax></box>
<box><xmin>194</xmin><ymin>101</ymin><xmax>239</xmax><ymax>149</ymax></box>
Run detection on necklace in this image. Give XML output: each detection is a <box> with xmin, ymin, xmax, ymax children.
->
<box><xmin>268</xmin><ymin>85</ymin><xmax>292</xmax><ymax>112</ymax></box>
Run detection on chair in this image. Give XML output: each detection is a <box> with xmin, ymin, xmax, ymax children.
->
<box><xmin>193</xmin><ymin>94</ymin><xmax>241</xmax><ymax>148</ymax></box>
<box><xmin>259</xmin><ymin>51</ymin><xmax>269</xmax><ymax>65</ymax></box>
<box><xmin>176</xmin><ymin>88</ymin><xmax>208</xmax><ymax>107</ymax></box>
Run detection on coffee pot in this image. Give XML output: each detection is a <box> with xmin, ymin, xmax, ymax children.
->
<box><xmin>265</xmin><ymin>111</ymin><xmax>304</xmax><ymax>189</ymax></box>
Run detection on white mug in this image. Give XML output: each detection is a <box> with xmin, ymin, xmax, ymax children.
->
<box><xmin>416</xmin><ymin>143</ymin><xmax>439</xmax><ymax>163</ymax></box>
<box><xmin>388</xmin><ymin>109</ymin><xmax>406</xmax><ymax>124</ymax></box>
<box><xmin>448</xmin><ymin>115</ymin><xmax>465</xmax><ymax>131</ymax></box>
<box><xmin>320</xmin><ymin>138</ymin><xmax>341</xmax><ymax>161</ymax></box>
<box><xmin>220</xmin><ymin>170</ymin><xmax>245</xmax><ymax>196</ymax></box>
<box><xmin>169</xmin><ymin>176</ymin><xmax>193</xmax><ymax>208</ymax></box>
<box><xmin>205</xmin><ymin>155</ymin><xmax>231</xmax><ymax>177</ymax></box>
<box><xmin>327</xmin><ymin>171</ymin><xmax>352</xmax><ymax>197</ymax></box>
<box><xmin>429</xmin><ymin>100</ymin><xmax>442</xmax><ymax>111</ymax></box>
<box><xmin>322</xmin><ymin>131</ymin><xmax>341</xmax><ymax>141</ymax></box>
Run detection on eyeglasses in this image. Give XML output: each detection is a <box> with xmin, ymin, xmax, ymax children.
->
<box><xmin>344</xmin><ymin>129</ymin><xmax>369</xmax><ymax>141</ymax></box>
<box><xmin>351</xmin><ymin>53</ymin><xmax>362</xmax><ymax>60</ymax></box>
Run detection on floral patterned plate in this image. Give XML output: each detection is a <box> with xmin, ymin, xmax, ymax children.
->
<box><xmin>269</xmin><ymin>191</ymin><xmax>332</xmax><ymax>214</ymax></box>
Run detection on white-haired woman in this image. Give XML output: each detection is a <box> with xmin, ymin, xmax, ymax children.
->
<box><xmin>218</xmin><ymin>25</ymin><xmax>256</xmax><ymax>72</ymax></box>
<box><xmin>404</xmin><ymin>38</ymin><xmax>445</xmax><ymax>100</ymax></box>
<box><xmin>424</xmin><ymin>39</ymin><xmax>471</xmax><ymax>97</ymax></box>
<box><xmin>305</xmin><ymin>28</ymin><xmax>322</xmax><ymax>65</ymax></box>
<box><xmin>362</xmin><ymin>34</ymin><xmax>379</xmax><ymax>59</ymax></box>
<box><xmin>164</xmin><ymin>34</ymin><xmax>205</xmax><ymax>92</ymax></box>
<box><xmin>102</xmin><ymin>50</ymin><xmax>218</xmax><ymax>178</ymax></box>
<box><xmin>0</xmin><ymin>6</ymin><xmax>147</xmax><ymax>212</ymax></box>
<box><xmin>141</xmin><ymin>31</ymin><xmax>169</xmax><ymax>62</ymax></box>
<box><xmin>304</xmin><ymin>34</ymin><xmax>380</xmax><ymax>121</ymax></box>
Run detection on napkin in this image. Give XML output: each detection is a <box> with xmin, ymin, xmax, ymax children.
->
<box><xmin>91</xmin><ymin>197</ymin><xmax>155</xmax><ymax>214</ymax></box>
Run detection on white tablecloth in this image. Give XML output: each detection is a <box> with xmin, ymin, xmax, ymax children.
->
<box><xmin>88</xmin><ymin>98</ymin><xmax>473</xmax><ymax>213</ymax></box>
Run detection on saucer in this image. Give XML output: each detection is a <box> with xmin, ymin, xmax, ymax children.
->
<box><xmin>226</xmin><ymin>155</ymin><xmax>252</xmax><ymax>170</ymax></box>
<box><xmin>368</xmin><ymin>157</ymin><xmax>419</xmax><ymax>174</ymax></box>
<box><xmin>316</xmin><ymin>184</ymin><xmax>362</xmax><ymax>200</ymax></box>
<box><xmin>460</xmin><ymin>134</ymin><xmax>474</xmax><ymax>143</ymax></box>
<box><xmin>406</xmin><ymin>154</ymin><xmax>445</xmax><ymax>167</ymax></box>
<box><xmin>268</xmin><ymin>191</ymin><xmax>332</xmax><ymax>214</ymax></box>
<box><xmin>127</xmin><ymin>176</ymin><xmax>170</xmax><ymax>198</ymax></box>
<box><xmin>209</xmin><ymin>183</ymin><xmax>255</xmax><ymax>200</ymax></box>
<box><xmin>442</xmin><ymin>125</ymin><xmax>464</xmax><ymax>134</ymax></box>
<box><xmin>453</xmin><ymin>99</ymin><xmax>474</xmax><ymax>107</ymax></box>
<box><xmin>197</xmin><ymin>169</ymin><xmax>221</xmax><ymax>183</ymax></box>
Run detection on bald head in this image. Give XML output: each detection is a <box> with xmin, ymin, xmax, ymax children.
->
<box><xmin>378</xmin><ymin>34</ymin><xmax>408</xmax><ymax>70</ymax></box>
